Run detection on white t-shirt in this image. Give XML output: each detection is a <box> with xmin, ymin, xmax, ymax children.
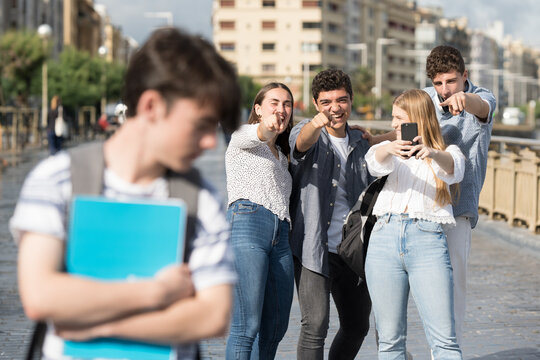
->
<box><xmin>9</xmin><ymin>151</ymin><xmax>237</xmax><ymax>360</ymax></box>
<box><xmin>326</xmin><ymin>133</ymin><xmax>349</xmax><ymax>254</ymax></box>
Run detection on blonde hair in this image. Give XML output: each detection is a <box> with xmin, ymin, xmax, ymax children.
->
<box><xmin>393</xmin><ymin>89</ymin><xmax>458</xmax><ymax>207</ymax></box>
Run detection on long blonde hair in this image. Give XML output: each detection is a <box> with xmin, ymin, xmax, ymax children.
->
<box><xmin>393</xmin><ymin>89</ymin><xmax>458</xmax><ymax>207</ymax></box>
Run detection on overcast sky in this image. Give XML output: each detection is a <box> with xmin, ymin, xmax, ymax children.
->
<box><xmin>95</xmin><ymin>0</ymin><xmax>540</xmax><ymax>49</ymax></box>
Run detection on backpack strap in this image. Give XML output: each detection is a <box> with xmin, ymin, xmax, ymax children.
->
<box><xmin>70</xmin><ymin>141</ymin><xmax>105</xmax><ymax>195</ymax></box>
<box><xmin>167</xmin><ymin>169</ymin><xmax>201</xmax><ymax>261</ymax></box>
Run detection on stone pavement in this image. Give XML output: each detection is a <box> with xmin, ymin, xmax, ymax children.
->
<box><xmin>1</xmin><ymin>138</ymin><xmax>539</xmax><ymax>359</ymax></box>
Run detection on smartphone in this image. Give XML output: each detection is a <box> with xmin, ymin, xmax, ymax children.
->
<box><xmin>401</xmin><ymin>122</ymin><xmax>418</xmax><ymax>145</ymax></box>
<box><xmin>437</xmin><ymin>94</ymin><xmax>450</xmax><ymax>113</ymax></box>
<box><xmin>401</xmin><ymin>123</ymin><xmax>419</xmax><ymax>158</ymax></box>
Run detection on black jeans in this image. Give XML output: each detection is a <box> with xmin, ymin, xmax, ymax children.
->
<box><xmin>294</xmin><ymin>253</ymin><xmax>371</xmax><ymax>360</ymax></box>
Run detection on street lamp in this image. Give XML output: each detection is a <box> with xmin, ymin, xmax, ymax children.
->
<box><xmin>144</xmin><ymin>12</ymin><xmax>173</xmax><ymax>27</ymax></box>
<box><xmin>98</xmin><ymin>45</ymin><xmax>108</xmax><ymax>114</ymax></box>
<box><xmin>375</xmin><ymin>38</ymin><xmax>398</xmax><ymax>119</ymax></box>
<box><xmin>346</xmin><ymin>43</ymin><xmax>367</xmax><ymax>68</ymax></box>
<box><xmin>37</xmin><ymin>24</ymin><xmax>52</xmax><ymax>130</ymax></box>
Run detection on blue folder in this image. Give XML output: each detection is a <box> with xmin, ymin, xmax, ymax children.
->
<box><xmin>63</xmin><ymin>196</ymin><xmax>187</xmax><ymax>359</ymax></box>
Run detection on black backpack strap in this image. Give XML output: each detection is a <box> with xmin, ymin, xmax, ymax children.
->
<box><xmin>167</xmin><ymin>169</ymin><xmax>201</xmax><ymax>262</ymax></box>
<box><xmin>25</xmin><ymin>322</ymin><xmax>47</xmax><ymax>360</ymax></box>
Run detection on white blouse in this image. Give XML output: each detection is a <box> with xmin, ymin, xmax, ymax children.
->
<box><xmin>225</xmin><ymin>124</ymin><xmax>292</xmax><ymax>222</ymax></box>
<box><xmin>365</xmin><ymin>141</ymin><xmax>466</xmax><ymax>225</ymax></box>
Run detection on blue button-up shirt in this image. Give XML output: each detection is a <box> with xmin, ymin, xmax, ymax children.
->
<box><xmin>424</xmin><ymin>79</ymin><xmax>495</xmax><ymax>228</ymax></box>
<box><xmin>289</xmin><ymin>119</ymin><xmax>373</xmax><ymax>277</ymax></box>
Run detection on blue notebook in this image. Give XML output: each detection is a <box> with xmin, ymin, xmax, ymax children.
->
<box><xmin>63</xmin><ymin>196</ymin><xmax>187</xmax><ymax>359</ymax></box>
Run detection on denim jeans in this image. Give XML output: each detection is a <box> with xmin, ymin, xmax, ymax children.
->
<box><xmin>294</xmin><ymin>253</ymin><xmax>371</xmax><ymax>360</ymax></box>
<box><xmin>365</xmin><ymin>213</ymin><xmax>462</xmax><ymax>360</ymax></box>
<box><xmin>47</xmin><ymin>130</ymin><xmax>63</xmax><ymax>155</ymax></box>
<box><xmin>225</xmin><ymin>200</ymin><xmax>294</xmax><ymax>360</ymax></box>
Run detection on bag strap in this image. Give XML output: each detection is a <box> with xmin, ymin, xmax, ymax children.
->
<box><xmin>24</xmin><ymin>322</ymin><xmax>46</xmax><ymax>360</ymax></box>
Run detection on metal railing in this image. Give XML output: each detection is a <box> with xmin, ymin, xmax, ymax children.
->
<box><xmin>0</xmin><ymin>106</ymin><xmax>99</xmax><ymax>152</ymax></box>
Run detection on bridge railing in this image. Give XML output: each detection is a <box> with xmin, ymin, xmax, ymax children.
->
<box><xmin>0</xmin><ymin>106</ymin><xmax>99</xmax><ymax>152</ymax></box>
<box><xmin>350</xmin><ymin>120</ymin><xmax>540</xmax><ymax>234</ymax></box>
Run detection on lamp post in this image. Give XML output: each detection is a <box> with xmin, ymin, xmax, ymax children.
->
<box><xmin>37</xmin><ymin>24</ymin><xmax>52</xmax><ymax>130</ymax></box>
<box><xmin>98</xmin><ymin>45</ymin><xmax>108</xmax><ymax>114</ymax></box>
<box><xmin>144</xmin><ymin>12</ymin><xmax>173</xmax><ymax>27</ymax></box>
<box><xmin>303</xmin><ymin>61</ymin><xmax>310</xmax><ymax>113</ymax></box>
<box><xmin>375</xmin><ymin>38</ymin><xmax>398</xmax><ymax>119</ymax></box>
<box><xmin>346</xmin><ymin>43</ymin><xmax>367</xmax><ymax>68</ymax></box>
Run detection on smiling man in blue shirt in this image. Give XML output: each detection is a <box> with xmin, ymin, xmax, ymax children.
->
<box><xmin>423</xmin><ymin>45</ymin><xmax>496</xmax><ymax>349</ymax></box>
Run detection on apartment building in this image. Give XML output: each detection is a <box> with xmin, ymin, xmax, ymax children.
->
<box><xmin>213</xmin><ymin>0</ymin><xmax>347</xmax><ymax>105</ymax></box>
<box><xmin>384</xmin><ymin>0</ymin><xmax>416</xmax><ymax>97</ymax></box>
<box><xmin>213</xmin><ymin>0</ymin><xmax>416</xmax><ymax>108</ymax></box>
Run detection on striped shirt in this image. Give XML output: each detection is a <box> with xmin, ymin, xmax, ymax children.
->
<box><xmin>10</xmin><ymin>151</ymin><xmax>236</xmax><ymax>360</ymax></box>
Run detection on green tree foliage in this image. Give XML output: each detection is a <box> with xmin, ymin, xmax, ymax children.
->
<box><xmin>47</xmin><ymin>47</ymin><xmax>125</xmax><ymax>109</ymax></box>
<box><xmin>47</xmin><ymin>47</ymin><xmax>101</xmax><ymax>108</ymax></box>
<box><xmin>350</xmin><ymin>66</ymin><xmax>375</xmax><ymax>110</ymax></box>
<box><xmin>0</xmin><ymin>30</ymin><xmax>47</xmax><ymax>104</ymax></box>
<box><xmin>238</xmin><ymin>75</ymin><xmax>261</xmax><ymax>110</ymax></box>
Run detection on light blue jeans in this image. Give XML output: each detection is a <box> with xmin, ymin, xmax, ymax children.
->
<box><xmin>365</xmin><ymin>213</ymin><xmax>462</xmax><ymax>360</ymax></box>
<box><xmin>225</xmin><ymin>200</ymin><xmax>294</xmax><ymax>360</ymax></box>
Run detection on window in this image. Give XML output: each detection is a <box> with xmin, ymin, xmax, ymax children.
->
<box><xmin>300</xmin><ymin>64</ymin><xmax>322</xmax><ymax>72</ymax></box>
<box><xmin>262</xmin><ymin>20</ymin><xmax>276</xmax><ymax>29</ymax></box>
<box><xmin>302</xmin><ymin>42</ymin><xmax>322</xmax><ymax>52</ymax></box>
<box><xmin>302</xmin><ymin>0</ymin><xmax>321</xmax><ymax>7</ymax></box>
<box><xmin>328</xmin><ymin>44</ymin><xmax>339</xmax><ymax>54</ymax></box>
<box><xmin>262</xmin><ymin>63</ymin><xmax>276</xmax><ymax>73</ymax></box>
<box><xmin>220</xmin><ymin>0</ymin><xmax>235</xmax><ymax>7</ymax></box>
<box><xmin>220</xmin><ymin>42</ymin><xmax>235</xmax><ymax>51</ymax></box>
<box><xmin>328</xmin><ymin>22</ymin><xmax>339</xmax><ymax>33</ymax></box>
<box><xmin>262</xmin><ymin>0</ymin><xmax>275</xmax><ymax>7</ymax></box>
<box><xmin>262</xmin><ymin>43</ymin><xmax>275</xmax><ymax>51</ymax></box>
<box><xmin>220</xmin><ymin>21</ymin><xmax>235</xmax><ymax>30</ymax></box>
<box><xmin>303</xmin><ymin>22</ymin><xmax>321</xmax><ymax>29</ymax></box>
<box><xmin>328</xmin><ymin>2</ymin><xmax>339</xmax><ymax>11</ymax></box>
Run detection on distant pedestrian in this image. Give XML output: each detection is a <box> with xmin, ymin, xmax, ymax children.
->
<box><xmin>424</xmin><ymin>45</ymin><xmax>496</xmax><ymax>347</ymax></box>
<box><xmin>47</xmin><ymin>95</ymin><xmax>63</xmax><ymax>155</ymax></box>
<box><xmin>365</xmin><ymin>89</ymin><xmax>465</xmax><ymax>359</ymax></box>
<box><xmin>289</xmin><ymin>68</ymin><xmax>372</xmax><ymax>360</ymax></box>
<box><xmin>11</xmin><ymin>27</ymin><xmax>241</xmax><ymax>360</ymax></box>
<box><xmin>225</xmin><ymin>82</ymin><xmax>295</xmax><ymax>359</ymax></box>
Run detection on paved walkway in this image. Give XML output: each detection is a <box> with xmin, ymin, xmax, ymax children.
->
<box><xmin>1</xmin><ymin>138</ymin><xmax>539</xmax><ymax>359</ymax></box>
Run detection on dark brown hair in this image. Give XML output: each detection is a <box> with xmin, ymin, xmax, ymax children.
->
<box><xmin>426</xmin><ymin>45</ymin><xmax>465</xmax><ymax>80</ymax></box>
<box><xmin>311</xmin><ymin>68</ymin><xmax>353</xmax><ymax>102</ymax></box>
<box><xmin>123</xmin><ymin>27</ymin><xmax>241</xmax><ymax>133</ymax></box>
<box><xmin>247</xmin><ymin>82</ymin><xmax>294</xmax><ymax>156</ymax></box>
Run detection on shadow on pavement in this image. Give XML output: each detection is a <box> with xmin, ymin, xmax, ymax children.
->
<box><xmin>470</xmin><ymin>348</ymin><xmax>540</xmax><ymax>359</ymax></box>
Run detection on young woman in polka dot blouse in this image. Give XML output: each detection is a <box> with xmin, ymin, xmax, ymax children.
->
<box><xmin>225</xmin><ymin>83</ymin><xmax>295</xmax><ymax>359</ymax></box>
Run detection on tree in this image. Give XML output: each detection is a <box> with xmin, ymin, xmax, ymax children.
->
<box><xmin>0</xmin><ymin>30</ymin><xmax>47</xmax><ymax>105</ymax></box>
<box><xmin>350</xmin><ymin>66</ymin><xmax>376</xmax><ymax>119</ymax></box>
<box><xmin>238</xmin><ymin>75</ymin><xmax>261</xmax><ymax>110</ymax></box>
<box><xmin>47</xmin><ymin>47</ymin><xmax>126</xmax><ymax>109</ymax></box>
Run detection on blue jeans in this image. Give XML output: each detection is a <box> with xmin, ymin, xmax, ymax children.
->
<box><xmin>47</xmin><ymin>130</ymin><xmax>63</xmax><ymax>155</ymax></box>
<box><xmin>225</xmin><ymin>200</ymin><xmax>294</xmax><ymax>360</ymax></box>
<box><xmin>365</xmin><ymin>214</ymin><xmax>462</xmax><ymax>360</ymax></box>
